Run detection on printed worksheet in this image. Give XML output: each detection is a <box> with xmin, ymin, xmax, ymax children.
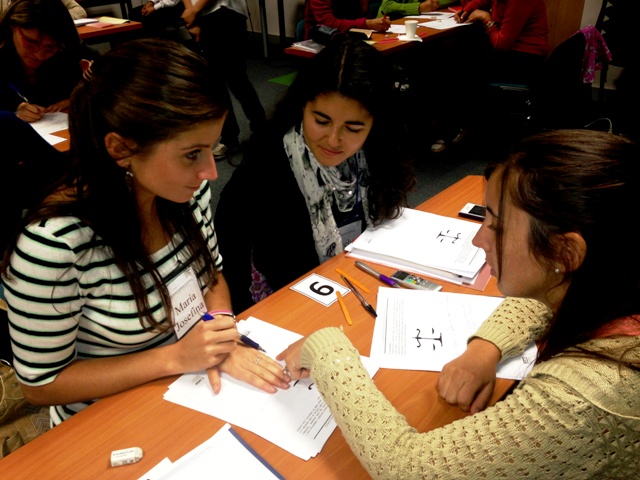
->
<box><xmin>371</xmin><ymin>289</ymin><xmax>537</xmax><ymax>380</ymax></box>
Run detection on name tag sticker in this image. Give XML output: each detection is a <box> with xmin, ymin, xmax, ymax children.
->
<box><xmin>168</xmin><ymin>267</ymin><xmax>206</xmax><ymax>339</ymax></box>
<box><xmin>290</xmin><ymin>273</ymin><xmax>349</xmax><ymax>306</ymax></box>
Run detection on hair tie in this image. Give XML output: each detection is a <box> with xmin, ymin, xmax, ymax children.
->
<box><xmin>80</xmin><ymin>59</ymin><xmax>94</xmax><ymax>81</ymax></box>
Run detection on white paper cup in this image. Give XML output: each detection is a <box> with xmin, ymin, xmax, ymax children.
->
<box><xmin>405</xmin><ymin>20</ymin><xmax>418</xmax><ymax>39</ymax></box>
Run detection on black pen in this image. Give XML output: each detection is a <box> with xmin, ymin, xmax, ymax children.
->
<box><xmin>202</xmin><ymin>313</ymin><xmax>266</xmax><ymax>352</ymax></box>
<box><xmin>341</xmin><ymin>274</ymin><xmax>377</xmax><ymax>318</ymax></box>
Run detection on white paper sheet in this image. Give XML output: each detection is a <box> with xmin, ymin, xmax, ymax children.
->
<box><xmin>420</xmin><ymin>18</ymin><xmax>470</xmax><ymax>30</ymax></box>
<box><xmin>163</xmin><ymin>317</ymin><xmax>379</xmax><ymax>460</ymax></box>
<box><xmin>139</xmin><ymin>424</ymin><xmax>284</xmax><ymax>480</ymax></box>
<box><xmin>29</xmin><ymin>111</ymin><xmax>68</xmax><ymax>136</ymax></box>
<box><xmin>371</xmin><ymin>289</ymin><xmax>537</xmax><ymax>380</ymax></box>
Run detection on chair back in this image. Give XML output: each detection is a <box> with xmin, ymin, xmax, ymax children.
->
<box><xmin>531</xmin><ymin>31</ymin><xmax>592</xmax><ymax>129</ymax></box>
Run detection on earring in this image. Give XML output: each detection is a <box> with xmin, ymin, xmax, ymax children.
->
<box><xmin>554</xmin><ymin>267</ymin><xmax>561</xmax><ymax>274</ymax></box>
<box><xmin>125</xmin><ymin>168</ymin><xmax>134</xmax><ymax>192</ymax></box>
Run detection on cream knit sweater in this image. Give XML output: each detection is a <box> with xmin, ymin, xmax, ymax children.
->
<box><xmin>301</xmin><ymin>297</ymin><xmax>640</xmax><ymax>478</ymax></box>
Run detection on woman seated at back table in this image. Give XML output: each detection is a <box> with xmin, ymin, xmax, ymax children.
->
<box><xmin>304</xmin><ymin>0</ymin><xmax>391</xmax><ymax>39</ymax></box>
<box><xmin>457</xmin><ymin>0</ymin><xmax>548</xmax><ymax>85</ymax></box>
<box><xmin>376</xmin><ymin>0</ymin><xmax>458</xmax><ymax>19</ymax></box>
<box><xmin>215</xmin><ymin>36</ymin><xmax>415</xmax><ymax>314</ymax></box>
<box><xmin>278</xmin><ymin>130</ymin><xmax>640</xmax><ymax>478</ymax></box>
<box><xmin>2</xmin><ymin>39</ymin><xmax>291</xmax><ymax>427</ymax></box>
<box><xmin>0</xmin><ymin>0</ymin><xmax>92</xmax><ymax>123</ymax></box>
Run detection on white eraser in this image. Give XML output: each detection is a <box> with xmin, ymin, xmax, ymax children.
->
<box><xmin>110</xmin><ymin>447</ymin><xmax>143</xmax><ymax>467</ymax></box>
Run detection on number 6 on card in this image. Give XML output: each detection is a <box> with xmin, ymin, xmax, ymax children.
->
<box><xmin>290</xmin><ymin>273</ymin><xmax>350</xmax><ymax>306</ymax></box>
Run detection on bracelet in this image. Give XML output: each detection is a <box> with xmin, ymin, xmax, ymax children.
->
<box><xmin>485</xmin><ymin>20</ymin><xmax>495</xmax><ymax>30</ymax></box>
<box><xmin>207</xmin><ymin>309</ymin><xmax>236</xmax><ymax>321</ymax></box>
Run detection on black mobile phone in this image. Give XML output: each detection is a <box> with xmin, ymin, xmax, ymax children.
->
<box><xmin>391</xmin><ymin>271</ymin><xmax>442</xmax><ymax>291</ymax></box>
<box><xmin>458</xmin><ymin>202</ymin><xmax>486</xmax><ymax>221</ymax></box>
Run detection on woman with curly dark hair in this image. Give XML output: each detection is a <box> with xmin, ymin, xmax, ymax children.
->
<box><xmin>215</xmin><ymin>36</ymin><xmax>415</xmax><ymax>313</ymax></box>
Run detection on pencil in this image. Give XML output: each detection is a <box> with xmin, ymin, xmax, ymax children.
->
<box><xmin>335</xmin><ymin>291</ymin><xmax>352</xmax><ymax>326</ymax></box>
<box><xmin>335</xmin><ymin>268</ymin><xmax>370</xmax><ymax>293</ymax></box>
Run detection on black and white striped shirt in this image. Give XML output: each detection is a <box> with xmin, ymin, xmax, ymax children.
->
<box><xmin>4</xmin><ymin>181</ymin><xmax>222</xmax><ymax>425</ymax></box>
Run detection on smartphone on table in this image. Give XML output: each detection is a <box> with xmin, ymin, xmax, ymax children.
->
<box><xmin>391</xmin><ymin>271</ymin><xmax>442</xmax><ymax>291</ymax></box>
<box><xmin>458</xmin><ymin>203</ymin><xmax>486</xmax><ymax>221</ymax></box>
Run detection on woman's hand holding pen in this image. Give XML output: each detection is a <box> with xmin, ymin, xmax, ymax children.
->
<box><xmin>276</xmin><ymin>337</ymin><xmax>310</xmax><ymax>381</ymax></box>
<box><xmin>465</xmin><ymin>9</ymin><xmax>490</xmax><ymax>24</ymax></box>
<box><xmin>366</xmin><ymin>16</ymin><xmax>391</xmax><ymax>32</ymax></box>
<box><xmin>437</xmin><ymin>338</ymin><xmax>501</xmax><ymax>414</ymax></box>
<box><xmin>16</xmin><ymin>102</ymin><xmax>45</xmax><ymax>123</ymax></box>
<box><xmin>175</xmin><ymin>316</ymin><xmax>238</xmax><ymax>393</ymax></box>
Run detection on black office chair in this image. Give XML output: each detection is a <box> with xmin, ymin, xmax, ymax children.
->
<box><xmin>529</xmin><ymin>30</ymin><xmax>593</xmax><ymax>130</ymax></box>
<box><xmin>491</xmin><ymin>28</ymin><xmax>608</xmax><ymax>133</ymax></box>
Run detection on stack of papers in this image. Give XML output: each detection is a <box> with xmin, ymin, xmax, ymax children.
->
<box><xmin>346</xmin><ymin>208</ymin><xmax>486</xmax><ymax>285</ymax></box>
<box><xmin>371</xmin><ymin>289</ymin><xmax>537</xmax><ymax>380</ymax></box>
<box><xmin>163</xmin><ymin>317</ymin><xmax>378</xmax><ymax>460</ymax></box>
<box><xmin>291</xmin><ymin>39</ymin><xmax>324</xmax><ymax>54</ymax></box>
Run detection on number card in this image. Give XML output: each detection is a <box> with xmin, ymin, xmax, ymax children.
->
<box><xmin>290</xmin><ymin>273</ymin><xmax>350</xmax><ymax>306</ymax></box>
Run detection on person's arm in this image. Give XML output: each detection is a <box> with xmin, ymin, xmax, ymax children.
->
<box><xmin>308</xmin><ymin>0</ymin><xmax>369</xmax><ymax>32</ymax></box>
<box><xmin>181</xmin><ymin>0</ymin><xmax>211</xmax><ymax>27</ymax></box>
<box><xmin>5</xmin><ymin>220</ymin><xmax>239</xmax><ymax>407</ymax></box>
<box><xmin>198</xmin><ymin>178</ymin><xmax>291</xmax><ymax>394</ymax></box>
<box><xmin>154</xmin><ymin>0</ymin><xmax>182</xmax><ymax>9</ymax></box>
<box><xmin>436</xmin><ymin>297</ymin><xmax>551</xmax><ymax>412</ymax></box>
<box><xmin>280</xmin><ymin>327</ymin><xmax>614</xmax><ymax>478</ymax></box>
<box><xmin>485</xmin><ymin>1</ymin><xmax>537</xmax><ymax>51</ymax></box>
<box><xmin>377</xmin><ymin>0</ymin><xmax>422</xmax><ymax>18</ymax></box>
<box><xmin>62</xmin><ymin>0</ymin><xmax>87</xmax><ymax>19</ymax></box>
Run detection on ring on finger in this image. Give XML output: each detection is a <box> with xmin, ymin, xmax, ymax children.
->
<box><xmin>283</xmin><ymin>366</ymin><xmax>291</xmax><ymax>377</ymax></box>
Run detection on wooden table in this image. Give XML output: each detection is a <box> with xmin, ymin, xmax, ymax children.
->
<box><xmin>77</xmin><ymin>20</ymin><xmax>142</xmax><ymax>42</ymax></box>
<box><xmin>52</xmin><ymin>129</ymin><xmax>70</xmax><ymax>153</ymax></box>
<box><xmin>0</xmin><ymin>175</ymin><xmax>500</xmax><ymax>479</ymax></box>
<box><xmin>285</xmin><ymin>16</ymin><xmax>463</xmax><ymax>59</ymax></box>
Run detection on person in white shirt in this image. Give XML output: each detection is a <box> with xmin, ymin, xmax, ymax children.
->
<box><xmin>181</xmin><ymin>0</ymin><xmax>266</xmax><ymax>159</ymax></box>
<box><xmin>131</xmin><ymin>0</ymin><xmax>186</xmax><ymax>40</ymax></box>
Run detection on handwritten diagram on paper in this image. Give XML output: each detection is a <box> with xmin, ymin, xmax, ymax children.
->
<box><xmin>370</xmin><ymin>289</ymin><xmax>537</xmax><ymax>380</ymax></box>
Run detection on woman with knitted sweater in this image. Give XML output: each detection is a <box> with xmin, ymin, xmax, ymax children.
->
<box><xmin>278</xmin><ymin>130</ymin><xmax>640</xmax><ymax>478</ymax></box>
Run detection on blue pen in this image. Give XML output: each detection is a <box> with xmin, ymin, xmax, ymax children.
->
<box><xmin>202</xmin><ymin>312</ymin><xmax>267</xmax><ymax>352</ymax></box>
<box><xmin>8</xmin><ymin>83</ymin><xmax>29</xmax><ymax>103</ymax></box>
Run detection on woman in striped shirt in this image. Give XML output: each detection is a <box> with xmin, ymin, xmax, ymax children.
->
<box><xmin>2</xmin><ymin>39</ymin><xmax>291</xmax><ymax>425</ymax></box>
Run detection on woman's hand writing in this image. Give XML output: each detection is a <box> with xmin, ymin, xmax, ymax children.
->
<box><xmin>437</xmin><ymin>338</ymin><xmax>501</xmax><ymax>414</ymax></box>
<box><xmin>16</xmin><ymin>102</ymin><xmax>45</xmax><ymax>122</ymax></box>
<box><xmin>366</xmin><ymin>17</ymin><xmax>391</xmax><ymax>32</ymax></box>
<box><xmin>172</xmin><ymin>316</ymin><xmax>238</xmax><ymax>391</ymax></box>
<box><xmin>467</xmin><ymin>9</ymin><xmax>491</xmax><ymax>24</ymax></box>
